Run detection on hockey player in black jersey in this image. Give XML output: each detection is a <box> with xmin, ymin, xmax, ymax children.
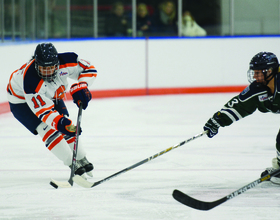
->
<box><xmin>203</xmin><ymin>51</ymin><xmax>280</xmax><ymax>183</ymax></box>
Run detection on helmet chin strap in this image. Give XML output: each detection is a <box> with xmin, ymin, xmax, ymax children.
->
<box><xmin>263</xmin><ymin>69</ymin><xmax>275</xmax><ymax>85</ymax></box>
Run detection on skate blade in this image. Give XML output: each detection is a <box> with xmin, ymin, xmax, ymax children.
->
<box><xmin>270</xmin><ymin>177</ymin><xmax>280</xmax><ymax>185</ymax></box>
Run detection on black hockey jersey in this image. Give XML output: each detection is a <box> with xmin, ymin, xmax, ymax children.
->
<box><xmin>215</xmin><ymin>74</ymin><xmax>280</xmax><ymax>127</ymax></box>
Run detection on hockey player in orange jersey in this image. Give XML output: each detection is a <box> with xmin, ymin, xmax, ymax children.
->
<box><xmin>7</xmin><ymin>42</ymin><xmax>97</xmax><ymax>178</ymax></box>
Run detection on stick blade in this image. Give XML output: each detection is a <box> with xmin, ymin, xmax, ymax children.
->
<box><xmin>172</xmin><ymin>189</ymin><xmax>226</xmax><ymax>211</ymax></box>
<box><xmin>72</xmin><ymin>175</ymin><xmax>94</xmax><ymax>188</ymax></box>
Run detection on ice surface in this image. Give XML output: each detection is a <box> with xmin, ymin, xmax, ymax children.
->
<box><xmin>1</xmin><ymin>93</ymin><xmax>280</xmax><ymax>220</ymax></box>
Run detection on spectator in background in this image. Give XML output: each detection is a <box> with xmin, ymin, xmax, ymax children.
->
<box><xmin>137</xmin><ymin>3</ymin><xmax>152</xmax><ymax>37</ymax></box>
<box><xmin>152</xmin><ymin>0</ymin><xmax>177</xmax><ymax>36</ymax></box>
<box><xmin>181</xmin><ymin>11</ymin><xmax>207</xmax><ymax>37</ymax></box>
<box><xmin>104</xmin><ymin>2</ymin><xmax>130</xmax><ymax>37</ymax></box>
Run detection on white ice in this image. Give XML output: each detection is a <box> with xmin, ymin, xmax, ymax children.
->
<box><xmin>1</xmin><ymin>93</ymin><xmax>280</xmax><ymax>220</ymax></box>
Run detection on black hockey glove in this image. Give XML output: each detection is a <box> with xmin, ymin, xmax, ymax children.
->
<box><xmin>70</xmin><ymin>82</ymin><xmax>92</xmax><ymax>110</ymax></box>
<box><xmin>203</xmin><ymin>112</ymin><xmax>221</xmax><ymax>138</ymax></box>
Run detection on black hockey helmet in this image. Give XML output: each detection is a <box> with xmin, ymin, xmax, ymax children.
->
<box><xmin>247</xmin><ymin>52</ymin><xmax>279</xmax><ymax>83</ymax></box>
<box><xmin>34</xmin><ymin>43</ymin><xmax>59</xmax><ymax>81</ymax></box>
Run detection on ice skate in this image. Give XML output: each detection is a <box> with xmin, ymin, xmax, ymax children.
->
<box><xmin>78</xmin><ymin>157</ymin><xmax>94</xmax><ymax>177</ymax></box>
<box><xmin>261</xmin><ymin>158</ymin><xmax>280</xmax><ymax>184</ymax></box>
<box><xmin>69</xmin><ymin>161</ymin><xmax>87</xmax><ymax>179</ymax></box>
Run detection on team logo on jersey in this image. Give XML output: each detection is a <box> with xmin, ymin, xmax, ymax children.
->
<box><xmin>241</xmin><ymin>86</ymin><xmax>250</xmax><ymax>95</ymax></box>
<box><xmin>53</xmin><ymin>85</ymin><xmax>66</xmax><ymax>100</ymax></box>
<box><xmin>258</xmin><ymin>94</ymin><xmax>268</xmax><ymax>102</ymax></box>
<box><xmin>59</xmin><ymin>71</ymin><xmax>68</xmax><ymax>76</ymax></box>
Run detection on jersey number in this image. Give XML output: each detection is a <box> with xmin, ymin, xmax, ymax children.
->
<box><xmin>227</xmin><ymin>98</ymin><xmax>238</xmax><ymax>107</ymax></box>
<box><xmin>31</xmin><ymin>95</ymin><xmax>46</xmax><ymax>109</ymax></box>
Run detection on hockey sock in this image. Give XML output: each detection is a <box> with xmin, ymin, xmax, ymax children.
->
<box><xmin>36</xmin><ymin>122</ymin><xmax>73</xmax><ymax>166</ymax></box>
<box><xmin>66</xmin><ymin>137</ymin><xmax>87</xmax><ymax>160</ymax></box>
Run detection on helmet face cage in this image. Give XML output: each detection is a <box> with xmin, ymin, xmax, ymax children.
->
<box><xmin>35</xmin><ymin>63</ymin><xmax>59</xmax><ymax>82</ymax></box>
<box><xmin>248</xmin><ymin>52</ymin><xmax>279</xmax><ymax>84</ymax></box>
<box><xmin>34</xmin><ymin>43</ymin><xmax>59</xmax><ymax>82</ymax></box>
<box><xmin>247</xmin><ymin>69</ymin><xmax>255</xmax><ymax>83</ymax></box>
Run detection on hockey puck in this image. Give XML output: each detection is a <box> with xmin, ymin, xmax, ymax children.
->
<box><xmin>50</xmin><ymin>181</ymin><xmax>58</xmax><ymax>189</ymax></box>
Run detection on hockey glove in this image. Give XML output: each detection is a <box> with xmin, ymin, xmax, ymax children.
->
<box><xmin>70</xmin><ymin>82</ymin><xmax>92</xmax><ymax>110</ymax></box>
<box><xmin>56</xmin><ymin>117</ymin><xmax>81</xmax><ymax>137</ymax></box>
<box><xmin>203</xmin><ymin>112</ymin><xmax>222</xmax><ymax>138</ymax></box>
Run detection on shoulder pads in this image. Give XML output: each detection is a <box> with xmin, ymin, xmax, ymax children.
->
<box><xmin>58</xmin><ymin>52</ymin><xmax>78</xmax><ymax>66</ymax></box>
<box><xmin>239</xmin><ymin>81</ymin><xmax>268</xmax><ymax>102</ymax></box>
<box><xmin>23</xmin><ymin>62</ymin><xmax>43</xmax><ymax>94</ymax></box>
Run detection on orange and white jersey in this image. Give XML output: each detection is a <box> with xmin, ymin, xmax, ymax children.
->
<box><xmin>7</xmin><ymin>52</ymin><xmax>97</xmax><ymax>128</ymax></box>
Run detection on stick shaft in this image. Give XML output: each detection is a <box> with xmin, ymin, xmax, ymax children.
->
<box><xmin>68</xmin><ymin>103</ymin><xmax>83</xmax><ymax>185</ymax></box>
<box><xmin>91</xmin><ymin>131</ymin><xmax>208</xmax><ymax>187</ymax></box>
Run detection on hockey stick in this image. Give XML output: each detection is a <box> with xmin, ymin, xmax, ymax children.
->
<box><xmin>50</xmin><ymin>102</ymin><xmax>83</xmax><ymax>189</ymax></box>
<box><xmin>172</xmin><ymin>167</ymin><xmax>280</xmax><ymax>211</ymax></box>
<box><xmin>72</xmin><ymin>130</ymin><xmax>208</xmax><ymax>188</ymax></box>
